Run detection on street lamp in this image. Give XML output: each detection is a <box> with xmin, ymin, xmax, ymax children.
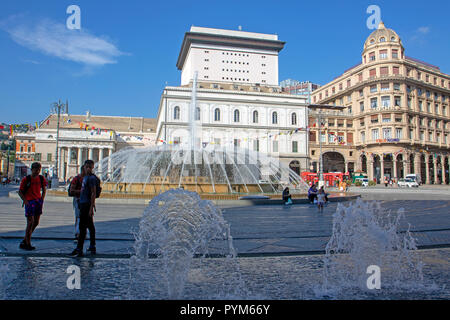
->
<box><xmin>50</xmin><ymin>100</ymin><xmax>68</xmax><ymax>189</ymax></box>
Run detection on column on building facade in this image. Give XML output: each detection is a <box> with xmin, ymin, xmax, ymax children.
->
<box><xmin>78</xmin><ymin>147</ymin><xmax>83</xmax><ymax>171</ymax></box>
<box><xmin>66</xmin><ymin>147</ymin><xmax>72</xmax><ymax>180</ymax></box>
<box><xmin>58</xmin><ymin>147</ymin><xmax>63</xmax><ymax>179</ymax></box>
<box><xmin>433</xmin><ymin>156</ymin><xmax>439</xmax><ymax>184</ymax></box>
<box><xmin>88</xmin><ymin>148</ymin><xmax>94</xmax><ymax>161</ymax></box>
<box><xmin>380</xmin><ymin>157</ymin><xmax>384</xmax><ymax>181</ymax></box>
<box><xmin>107</xmin><ymin>148</ymin><xmax>113</xmax><ymax>177</ymax></box>
<box><xmin>368</xmin><ymin>158</ymin><xmax>374</xmax><ymax>181</ymax></box>
<box><xmin>425</xmin><ymin>155</ymin><xmax>430</xmax><ymax>184</ymax></box>
<box><xmin>414</xmin><ymin>153</ymin><xmax>421</xmax><ymax>178</ymax></box>
<box><xmin>98</xmin><ymin>148</ymin><xmax>104</xmax><ymax>174</ymax></box>
<box><xmin>393</xmin><ymin>156</ymin><xmax>398</xmax><ymax>180</ymax></box>
<box><xmin>442</xmin><ymin>155</ymin><xmax>447</xmax><ymax>185</ymax></box>
<box><xmin>404</xmin><ymin>153</ymin><xmax>411</xmax><ymax>176</ymax></box>
<box><xmin>344</xmin><ymin>161</ymin><xmax>348</xmax><ymax>174</ymax></box>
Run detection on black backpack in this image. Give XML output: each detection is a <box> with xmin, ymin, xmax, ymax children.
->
<box><xmin>93</xmin><ymin>174</ymin><xmax>102</xmax><ymax>198</ymax></box>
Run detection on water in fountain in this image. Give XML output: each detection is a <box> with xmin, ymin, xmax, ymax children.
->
<box><xmin>129</xmin><ymin>189</ymin><xmax>247</xmax><ymax>299</ymax></box>
<box><xmin>316</xmin><ymin>198</ymin><xmax>425</xmax><ymax>298</ymax></box>
<box><xmin>95</xmin><ymin>71</ymin><xmax>308</xmax><ymax>195</ymax></box>
<box><xmin>0</xmin><ymin>262</ymin><xmax>9</xmax><ymax>299</ymax></box>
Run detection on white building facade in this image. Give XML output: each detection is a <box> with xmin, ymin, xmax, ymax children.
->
<box><xmin>157</xmin><ymin>27</ymin><xmax>309</xmax><ymax>173</ymax></box>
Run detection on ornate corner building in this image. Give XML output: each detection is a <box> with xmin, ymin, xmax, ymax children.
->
<box><xmin>311</xmin><ymin>22</ymin><xmax>450</xmax><ymax>184</ymax></box>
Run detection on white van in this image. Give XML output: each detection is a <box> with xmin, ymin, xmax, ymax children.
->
<box><xmin>405</xmin><ymin>174</ymin><xmax>422</xmax><ymax>185</ymax></box>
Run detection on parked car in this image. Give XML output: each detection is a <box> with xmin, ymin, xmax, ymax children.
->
<box><xmin>405</xmin><ymin>174</ymin><xmax>422</xmax><ymax>185</ymax></box>
<box><xmin>398</xmin><ymin>178</ymin><xmax>419</xmax><ymax>188</ymax></box>
<box><xmin>355</xmin><ymin>177</ymin><xmax>369</xmax><ymax>187</ymax></box>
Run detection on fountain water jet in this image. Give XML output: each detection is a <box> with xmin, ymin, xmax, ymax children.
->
<box><xmin>317</xmin><ymin>198</ymin><xmax>424</xmax><ymax>297</ymax></box>
<box><xmin>130</xmin><ymin>189</ymin><xmax>244</xmax><ymax>299</ymax></box>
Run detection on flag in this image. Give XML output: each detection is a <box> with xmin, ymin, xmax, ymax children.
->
<box><xmin>46</xmin><ymin>120</ymin><xmax>50</xmax><ymax>125</ymax></box>
<box><xmin>0</xmin><ymin>125</ymin><xmax>4</xmax><ymax>130</ymax></box>
<box><xmin>10</xmin><ymin>125</ymin><xmax>13</xmax><ymax>135</ymax></box>
<box><xmin>35</xmin><ymin>122</ymin><xmax>38</xmax><ymax>129</ymax></box>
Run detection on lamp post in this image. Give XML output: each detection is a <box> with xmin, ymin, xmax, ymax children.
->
<box><xmin>50</xmin><ymin>100</ymin><xmax>68</xmax><ymax>189</ymax></box>
<box><xmin>317</xmin><ymin>110</ymin><xmax>324</xmax><ymax>188</ymax></box>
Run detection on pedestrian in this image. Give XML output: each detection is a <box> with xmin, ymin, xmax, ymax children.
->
<box><xmin>71</xmin><ymin>160</ymin><xmax>98</xmax><ymax>257</ymax></box>
<box><xmin>308</xmin><ymin>184</ymin><xmax>318</xmax><ymax>204</ymax></box>
<box><xmin>389</xmin><ymin>178</ymin><xmax>393</xmax><ymax>187</ymax></box>
<box><xmin>17</xmin><ymin>162</ymin><xmax>47</xmax><ymax>250</ymax></box>
<box><xmin>282</xmin><ymin>187</ymin><xmax>292</xmax><ymax>205</ymax></box>
<box><xmin>317</xmin><ymin>187</ymin><xmax>326</xmax><ymax>212</ymax></box>
<box><xmin>68</xmin><ymin>165</ymin><xmax>86</xmax><ymax>242</ymax></box>
<box><xmin>384</xmin><ymin>177</ymin><xmax>388</xmax><ymax>187</ymax></box>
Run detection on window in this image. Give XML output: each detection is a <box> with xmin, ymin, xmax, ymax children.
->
<box><xmin>195</xmin><ymin>107</ymin><xmax>200</xmax><ymax>121</ymax></box>
<box><xmin>272</xmin><ymin>140</ymin><xmax>278</xmax><ymax>153</ymax></box>
<box><xmin>214</xmin><ymin>108</ymin><xmax>220</xmax><ymax>121</ymax></box>
<box><xmin>426</xmin><ymin>90</ymin><xmax>430</xmax><ymax>98</ymax></box>
<box><xmin>417</xmin><ymin>88</ymin><xmax>422</xmax><ymax>96</ymax></box>
<box><xmin>380</xmin><ymin>37</ymin><xmax>386</xmax><ymax>42</ymax></box>
<box><xmin>370</xmin><ymin>85</ymin><xmax>377</xmax><ymax>93</ymax></box>
<box><xmin>371</xmin><ymin>97</ymin><xmax>378</xmax><ymax>109</ymax></box>
<box><xmin>291</xmin><ymin>113</ymin><xmax>297</xmax><ymax>125</ymax></box>
<box><xmin>173</xmin><ymin>106</ymin><xmax>180</xmax><ymax>120</ymax></box>
<box><xmin>392</xmin><ymin>49</ymin><xmax>398</xmax><ymax>59</ymax></box>
<box><xmin>34</xmin><ymin>153</ymin><xmax>41</xmax><ymax>161</ymax></box>
<box><xmin>419</xmin><ymin>101</ymin><xmax>423</xmax><ymax>111</ymax></box>
<box><xmin>435</xmin><ymin>104</ymin><xmax>439</xmax><ymax>114</ymax></box>
<box><xmin>427</xmin><ymin>103</ymin><xmax>431</xmax><ymax>113</ymax></box>
<box><xmin>429</xmin><ymin>132</ymin><xmax>433</xmax><ymax>142</ymax></box>
<box><xmin>253</xmin><ymin>110</ymin><xmax>258</xmax><ymax>123</ymax></box>
<box><xmin>408</xmin><ymin>98</ymin><xmax>412</xmax><ymax>109</ymax></box>
<box><xmin>381</xmin><ymin>83</ymin><xmax>389</xmax><ymax>91</ymax></box>
<box><xmin>369</xmin><ymin>68</ymin><xmax>376</xmax><ymax>77</ymax></box>
<box><xmin>47</xmin><ymin>153</ymin><xmax>52</xmax><ymax>162</ymax></box>
<box><xmin>381</xmin><ymin>96</ymin><xmax>390</xmax><ymax>108</ymax></box>
<box><xmin>360</xmin><ymin>102</ymin><xmax>364</xmax><ymax>112</ymax></box>
<box><xmin>292</xmin><ymin>141</ymin><xmax>298</xmax><ymax>153</ymax></box>
<box><xmin>272</xmin><ymin>112</ymin><xmax>278</xmax><ymax>124</ymax></box>
<box><xmin>417</xmin><ymin>72</ymin><xmax>421</xmax><ymax>80</ymax></box>
<box><xmin>320</xmin><ymin>133</ymin><xmax>326</xmax><ymax>142</ymax></box>
<box><xmin>358</xmin><ymin>73</ymin><xmax>363</xmax><ymax>82</ymax></box>
<box><xmin>369</xmin><ymin>52</ymin><xmax>375</xmax><ymax>61</ymax></box>
<box><xmin>347</xmin><ymin>79</ymin><xmax>351</xmax><ymax>88</ymax></box>
<box><xmin>383</xmin><ymin>128</ymin><xmax>392</xmax><ymax>139</ymax></box>
<box><xmin>348</xmin><ymin>106</ymin><xmax>352</xmax><ymax>114</ymax></box>
<box><xmin>382</xmin><ymin>114</ymin><xmax>391</xmax><ymax>123</ymax></box>
<box><xmin>394</xmin><ymin>96</ymin><xmax>401</xmax><ymax>107</ymax></box>
<box><xmin>380</xmin><ymin>49</ymin><xmax>388</xmax><ymax>59</ymax></box>
<box><xmin>393</xmin><ymin>67</ymin><xmax>400</xmax><ymax>75</ymax></box>
<box><xmin>361</xmin><ymin>131</ymin><xmax>366</xmax><ymax>143</ymax></box>
<box><xmin>394</xmin><ymin>83</ymin><xmax>400</xmax><ymax>91</ymax></box>
<box><xmin>396</xmin><ymin>128</ymin><xmax>403</xmax><ymax>139</ymax></box>
<box><xmin>347</xmin><ymin>94</ymin><xmax>352</xmax><ymax>102</ymax></box>
<box><xmin>253</xmin><ymin>139</ymin><xmax>259</xmax><ymax>152</ymax></box>
<box><xmin>359</xmin><ymin>90</ymin><xmax>363</xmax><ymax>97</ymax></box>
<box><xmin>420</xmin><ymin>131</ymin><xmax>424</xmax><ymax>141</ymax></box>
<box><xmin>380</xmin><ymin>67</ymin><xmax>388</xmax><ymax>76</ymax></box>
<box><xmin>234</xmin><ymin>109</ymin><xmax>240</xmax><ymax>122</ymax></box>
<box><xmin>409</xmin><ymin>129</ymin><xmax>413</xmax><ymax>139</ymax></box>
<box><xmin>372</xmin><ymin>129</ymin><xmax>379</xmax><ymax>140</ymax></box>
<box><xmin>371</xmin><ymin>115</ymin><xmax>379</xmax><ymax>123</ymax></box>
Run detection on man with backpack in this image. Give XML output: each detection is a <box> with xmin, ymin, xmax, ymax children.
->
<box><xmin>71</xmin><ymin>159</ymin><xmax>101</xmax><ymax>257</ymax></box>
<box><xmin>18</xmin><ymin>162</ymin><xmax>47</xmax><ymax>250</ymax></box>
<box><xmin>68</xmin><ymin>165</ymin><xmax>86</xmax><ymax>242</ymax></box>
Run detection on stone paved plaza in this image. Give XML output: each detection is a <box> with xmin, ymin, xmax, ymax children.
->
<box><xmin>0</xmin><ymin>184</ymin><xmax>449</xmax><ymax>299</ymax></box>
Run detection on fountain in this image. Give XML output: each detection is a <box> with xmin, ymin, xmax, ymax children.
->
<box><xmin>130</xmin><ymin>189</ymin><xmax>246</xmax><ymax>299</ymax></box>
<box><xmin>318</xmin><ymin>198</ymin><xmax>424</xmax><ymax>297</ymax></box>
<box><xmin>95</xmin><ymin>72</ymin><xmax>308</xmax><ymax>198</ymax></box>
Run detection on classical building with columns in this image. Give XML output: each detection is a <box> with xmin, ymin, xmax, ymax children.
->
<box><xmin>34</xmin><ymin>112</ymin><xmax>157</xmax><ymax>181</ymax></box>
<box><xmin>310</xmin><ymin>22</ymin><xmax>450</xmax><ymax>184</ymax></box>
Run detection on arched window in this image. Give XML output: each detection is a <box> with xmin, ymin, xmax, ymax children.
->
<box><xmin>390</xmin><ymin>36</ymin><xmax>396</xmax><ymax>41</ymax></box>
<box><xmin>291</xmin><ymin>113</ymin><xmax>297</xmax><ymax>125</ymax></box>
<box><xmin>214</xmin><ymin>108</ymin><xmax>220</xmax><ymax>121</ymax></box>
<box><xmin>272</xmin><ymin>111</ymin><xmax>278</xmax><ymax>124</ymax></box>
<box><xmin>379</xmin><ymin>37</ymin><xmax>386</xmax><ymax>42</ymax></box>
<box><xmin>253</xmin><ymin>110</ymin><xmax>258</xmax><ymax>123</ymax></box>
<box><xmin>174</xmin><ymin>106</ymin><xmax>180</xmax><ymax>120</ymax></box>
<box><xmin>195</xmin><ymin>107</ymin><xmax>200</xmax><ymax>121</ymax></box>
<box><xmin>234</xmin><ymin>109</ymin><xmax>240</xmax><ymax>123</ymax></box>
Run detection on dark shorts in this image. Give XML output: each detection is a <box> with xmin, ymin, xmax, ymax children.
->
<box><xmin>25</xmin><ymin>199</ymin><xmax>43</xmax><ymax>217</ymax></box>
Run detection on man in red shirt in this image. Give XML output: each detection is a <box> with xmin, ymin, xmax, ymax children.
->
<box><xmin>18</xmin><ymin>162</ymin><xmax>47</xmax><ymax>250</ymax></box>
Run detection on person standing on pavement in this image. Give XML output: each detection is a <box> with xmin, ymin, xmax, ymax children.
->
<box><xmin>71</xmin><ymin>160</ymin><xmax>97</xmax><ymax>257</ymax></box>
<box><xmin>68</xmin><ymin>165</ymin><xmax>86</xmax><ymax>242</ymax></box>
<box><xmin>18</xmin><ymin>162</ymin><xmax>47</xmax><ymax>250</ymax></box>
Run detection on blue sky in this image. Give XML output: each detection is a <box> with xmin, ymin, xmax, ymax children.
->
<box><xmin>1</xmin><ymin>0</ymin><xmax>449</xmax><ymax>124</ymax></box>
